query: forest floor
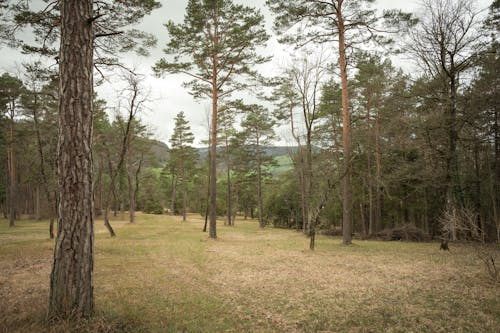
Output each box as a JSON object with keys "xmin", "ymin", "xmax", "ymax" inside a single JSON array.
[{"xmin": 0, "ymin": 213, "xmax": 498, "ymax": 333}]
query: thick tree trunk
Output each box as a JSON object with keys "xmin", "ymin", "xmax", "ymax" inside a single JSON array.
[
  {"xmin": 48, "ymin": 0, "xmax": 94, "ymax": 319},
  {"xmin": 337, "ymin": 8, "xmax": 352, "ymax": 245}
]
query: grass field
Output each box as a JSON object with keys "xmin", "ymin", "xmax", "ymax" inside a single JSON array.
[{"xmin": 0, "ymin": 213, "xmax": 498, "ymax": 332}]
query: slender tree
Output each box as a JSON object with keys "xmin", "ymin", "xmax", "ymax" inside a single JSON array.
[
  {"xmin": 154, "ymin": 0, "xmax": 269, "ymax": 238},
  {"xmin": 272, "ymin": 51, "xmax": 327, "ymax": 234},
  {"xmin": 240, "ymin": 105, "xmax": 276, "ymax": 228},
  {"xmin": 169, "ymin": 111, "xmax": 197, "ymax": 222},
  {"xmin": 218, "ymin": 103, "xmax": 237, "ymax": 226},
  {"xmin": 20, "ymin": 63, "xmax": 59, "ymax": 237}
]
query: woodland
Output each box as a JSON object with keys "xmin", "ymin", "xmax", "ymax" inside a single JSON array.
[{"xmin": 0, "ymin": 0, "xmax": 499, "ymax": 332}]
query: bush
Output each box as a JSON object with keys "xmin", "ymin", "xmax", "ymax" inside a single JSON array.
[{"xmin": 143, "ymin": 198, "xmax": 163, "ymax": 215}]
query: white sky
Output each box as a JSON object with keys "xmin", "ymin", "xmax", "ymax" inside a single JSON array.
[{"xmin": 0, "ymin": 0, "xmax": 493, "ymax": 147}]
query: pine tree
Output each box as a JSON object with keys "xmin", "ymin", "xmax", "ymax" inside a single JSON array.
[
  {"xmin": 154, "ymin": 0, "xmax": 269, "ymax": 238},
  {"xmin": 169, "ymin": 111, "xmax": 197, "ymax": 222}
]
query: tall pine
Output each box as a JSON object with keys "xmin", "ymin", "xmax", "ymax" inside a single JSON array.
[{"xmin": 154, "ymin": 0, "xmax": 269, "ymax": 238}]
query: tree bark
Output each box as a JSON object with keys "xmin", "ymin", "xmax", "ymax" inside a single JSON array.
[
  {"xmin": 48, "ymin": 0, "xmax": 94, "ymax": 318},
  {"xmin": 337, "ymin": 4, "xmax": 352, "ymax": 245}
]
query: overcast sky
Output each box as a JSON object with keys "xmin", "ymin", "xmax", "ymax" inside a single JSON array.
[{"xmin": 0, "ymin": 0, "xmax": 493, "ymax": 147}]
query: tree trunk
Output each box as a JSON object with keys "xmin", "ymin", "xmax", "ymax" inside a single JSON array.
[
  {"xmin": 375, "ymin": 108, "xmax": 382, "ymax": 233},
  {"xmin": 103, "ymin": 207, "xmax": 116, "ymax": 237},
  {"xmin": 49, "ymin": 192, "xmax": 57, "ymax": 239},
  {"xmin": 127, "ymin": 170, "xmax": 135, "ymax": 223},
  {"xmin": 232, "ymin": 187, "xmax": 238, "ymax": 227},
  {"xmin": 203, "ymin": 146, "xmax": 210, "ymax": 232},
  {"xmin": 494, "ymin": 102, "xmax": 499, "ymax": 241},
  {"xmin": 209, "ymin": 14, "xmax": 219, "ymax": 239},
  {"xmin": 33, "ymin": 103, "xmax": 56, "ymax": 232},
  {"xmin": 8, "ymin": 112, "xmax": 15, "ymax": 227},
  {"xmin": 226, "ymin": 139, "xmax": 232, "ymax": 226},
  {"xmin": 366, "ymin": 94, "xmax": 374, "ymax": 236},
  {"xmin": 48, "ymin": 0, "xmax": 94, "ymax": 318},
  {"xmin": 181, "ymin": 161, "xmax": 187, "ymax": 222},
  {"xmin": 170, "ymin": 174, "xmax": 176, "ymax": 215},
  {"xmin": 337, "ymin": 6, "xmax": 352, "ymax": 245},
  {"xmin": 447, "ymin": 74, "xmax": 462, "ymax": 205},
  {"xmin": 257, "ymin": 134, "xmax": 264, "ymax": 228},
  {"xmin": 35, "ymin": 185, "xmax": 40, "ymax": 220},
  {"xmin": 305, "ymin": 134, "xmax": 313, "ymax": 233},
  {"xmin": 299, "ymin": 152, "xmax": 308, "ymax": 234},
  {"xmin": 360, "ymin": 203, "xmax": 366, "ymax": 239}
]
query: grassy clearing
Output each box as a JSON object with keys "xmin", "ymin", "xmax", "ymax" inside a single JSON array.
[{"xmin": 0, "ymin": 213, "xmax": 498, "ymax": 332}]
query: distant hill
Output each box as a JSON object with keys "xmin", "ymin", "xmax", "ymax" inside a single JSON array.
[
  {"xmin": 147, "ymin": 142, "xmax": 297, "ymax": 174},
  {"xmin": 195, "ymin": 145, "xmax": 298, "ymax": 160},
  {"xmin": 148, "ymin": 140, "xmax": 169, "ymax": 166}
]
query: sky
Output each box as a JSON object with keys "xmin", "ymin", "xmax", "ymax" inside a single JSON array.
[{"xmin": 0, "ymin": 0, "xmax": 493, "ymax": 147}]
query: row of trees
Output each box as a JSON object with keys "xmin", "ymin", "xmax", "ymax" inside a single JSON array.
[
  {"xmin": 157, "ymin": 0, "xmax": 498, "ymax": 249},
  {"xmin": 0, "ymin": 69, "xmax": 158, "ymax": 233}
]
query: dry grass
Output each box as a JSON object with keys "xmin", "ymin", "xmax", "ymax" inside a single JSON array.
[{"xmin": 0, "ymin": 213, "xmax": 498, "ymax": 333}]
